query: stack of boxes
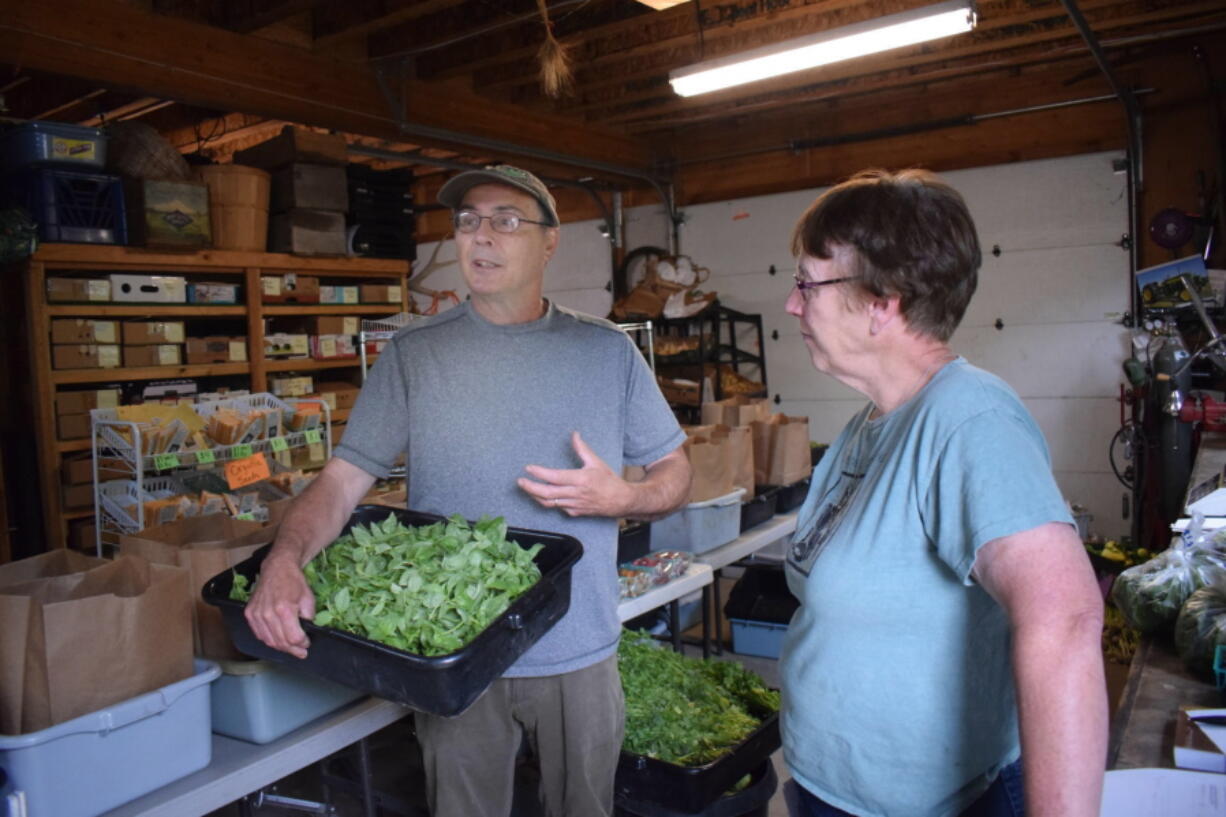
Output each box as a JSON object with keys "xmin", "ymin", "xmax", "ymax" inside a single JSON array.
[
  {"xmin": 346, "ymin": 164, "xmax": 416, "ymax": 261},
  {"xmin": 51, "ymin": 319, "xmax": 121, "ymax": 371},
  {"xmin": 123, "ymin": 321, "xmax": 185, "ymax": 368},
  {"xmin": 233, "ymin": 126, "xmax": 350, "ymax": 256}
]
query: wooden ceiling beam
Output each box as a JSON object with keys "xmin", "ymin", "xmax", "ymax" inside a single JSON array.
[
  {"xmin": 313, "ymin": 0, "xmax": 459, "ymax": 49},
  {"xmin": 0, "ymin": 0, "xmax": 656, "ymax": 176}
]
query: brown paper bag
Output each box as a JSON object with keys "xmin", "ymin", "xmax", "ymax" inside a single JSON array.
[
  {"xmin": 750, "ymin": 415, "xmax": 781, "ymax": 486},
  {"xmin": 0, "ymin": 556, "xmax": 192, "ymax": 734},
  {"xmin": 684, "ymin": 427, "xmax": 736, "ymax": 503},
  {"xmin": 119, "ymin": 515, "xmax": 278, "ymax": 659},
  {"xmin": 0, "ymin": 551, "xmax": 108, "ymax": 736},
  {"xmin": 720, "ymin": 425, "xmax": 755, "ymax": 500},
  {"xmin": 767, "ymin": 415, "xmax": 813, "ymax": 486},
  {"xmin": 700, "ymin": 395, "xmax": 771, "ymax": 428}
]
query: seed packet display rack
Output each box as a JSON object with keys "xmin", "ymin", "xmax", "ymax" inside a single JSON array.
[{"xmin": 90, "ymin": 392, "xmax": 332, "ymax": 555}]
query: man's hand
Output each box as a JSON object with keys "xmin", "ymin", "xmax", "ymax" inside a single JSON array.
[
  {"xmin": 518, "ymin": 431, "xmax": 632, "ymax": 517},
  {"xmin": 244, "ymin": 551, "xmax": 317, "ymax": 659}
]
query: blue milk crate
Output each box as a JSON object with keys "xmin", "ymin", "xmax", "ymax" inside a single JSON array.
[
  {"xmin": 0, "ymin": 122, "xmax": 106, "ymax": 174},
  {"xmin": 3, "ymin": 168, "xmax": 127, "ymax": 245}
]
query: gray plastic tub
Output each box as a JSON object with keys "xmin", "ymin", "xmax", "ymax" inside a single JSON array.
[
  {"xmin": 650, "ymin": 488, "xmax": 746, "ymax": 554},
  {"xmin": 0, "ymin": 659, "xmax": 219, "ymax": 817},
  {"xmin": 210, "ymin": 658, "xmax": 364, "ymax": 744}
]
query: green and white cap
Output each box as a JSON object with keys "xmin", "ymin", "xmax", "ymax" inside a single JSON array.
[{"xmin": 437, "ymin": 164, "xmax": 559, "ymax": 227}]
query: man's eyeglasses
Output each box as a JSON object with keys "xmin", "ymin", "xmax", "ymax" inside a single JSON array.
[
  {"xmin": 793, "ymin": 272, "xmax": 855, "ymax": 296},
  {"xmin": 453, "ymin": 210, "xmax": 551, "ymax": 234}
]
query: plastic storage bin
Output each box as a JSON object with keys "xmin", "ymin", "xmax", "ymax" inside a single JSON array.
[
  {"xmin": 204, "ymin": 505, "xmax": 583, "ymax": 717},
  {"xmin": 0, "ymin": 122, "xmax": 106, "ymax": 174},
  {"xmin": 617, "ymin": 520, "xmax": 651, "ymax": 564},
  {"xmin": 3, "ymin": 168, "xmax": 127, "ymax": 245},
  {"xmin": 762, "ymin": 477, "xmax": 810, "ymax": 513},
  {"xmin": 0, "ymin": 659, "xmax": 219, "ymax": 817},
  {"xmin": 724, "ymin": 564, "xmax": 800, "ymax": 660},
  {"xmin": 210, "ymin": 659, "xmax": 364, "ymax": 744},
  {"xmin": 615, "ymin": 712, "xmax": 780, "ymax": 814},
  {"xmin": 650, "ymin": 488, "xmax": 746, "ymax": 555},
  {"xmin": 739, "ymin": 487, "xmax": 779, "ymax": 532},
  {"xmin": 616, "ymin": 759, "xmax": 777, "ymax": 817}
]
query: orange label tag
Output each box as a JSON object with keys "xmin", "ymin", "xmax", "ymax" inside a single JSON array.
[{"xmin": 224, "ymin": 453, "xmax": 271, "ymax": 490}]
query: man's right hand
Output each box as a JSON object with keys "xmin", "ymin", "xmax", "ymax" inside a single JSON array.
[{"xmin": 244, "ymin": 551, "xmax": 317, "ymax": 659}]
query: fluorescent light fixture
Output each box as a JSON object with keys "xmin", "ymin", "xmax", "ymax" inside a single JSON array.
[{"xmin": 670, "ymin": 0, "xmax": 977, "ymax": 97}]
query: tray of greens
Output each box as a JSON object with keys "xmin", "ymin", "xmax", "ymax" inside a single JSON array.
[
  {"xmin": 615, "ymin": 630, "xmax": 781, "ymax": 814},
  {"xmin": 203, "ymin": 505, "xmax": 582, "ymax": 717}
]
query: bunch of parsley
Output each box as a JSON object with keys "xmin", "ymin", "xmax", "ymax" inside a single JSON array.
[
  {"xmin": 232, "ymin": 513, "xmax": 543, "ymax": 656},
  {"xmin": 619, "ymin": 630, "xmax": 780, "ymax": 766}
]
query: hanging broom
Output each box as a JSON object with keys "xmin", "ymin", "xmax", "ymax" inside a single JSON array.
[{"xmin": 536, "ymin": 0, "xmax": 573, "ymax": 98}]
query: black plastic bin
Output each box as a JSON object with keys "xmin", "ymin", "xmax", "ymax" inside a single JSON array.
[
  {"xmin": 202, "ymin": 505, "xmax": 583, "ymax": 717},
  {"xmin": 618, "ymin": 520, "xmax": 652, "ymax": 564},
  {"xmin": 738, "ymin": 488, "xmax": 779, "ymax": 533},
  {"xmin": 724, "ymin": 564, "xmax": 800, "ymax": 626},
  {"xmin": 615, "ymin": 759, "xmax": 777, "ymax": 816},
  {"xmin": 760, "ymin": 478, "xmax": 810, "ymax": 513},
  {"xmin": 615, "ymin": 712, "xmax": 780, "ymax": 814}
]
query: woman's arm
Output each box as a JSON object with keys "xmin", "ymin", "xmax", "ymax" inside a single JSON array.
[{"xmin": 973, "ymin": 521, "xmax": 1107, "ymax": 817}]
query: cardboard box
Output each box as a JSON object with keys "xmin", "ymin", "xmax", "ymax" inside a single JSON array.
[
  {"xmin": 125, "ymin": 179, "xmax": 212, "ymax": 249},
  {"xmin": 61, "ymin": 456, "xmax": 94, "ymax": 485},
  {"xmin": 51, "ymin": 319, "xmax": 118, "ymax": 344},
  {"xmin": 268, "ymin": 210, "xmax": 346, "ymax": 256},
  {"xmin": 360, "ymin": 284, "xmax": 402, "ymax": 304},
  {"xmin": 46, "ymin": 278, "xmax": 110, "ymax": 303},
  {"xmin": 316, "ymin": 381, "xmax": 359, "ymax": 411},
  {"xmin": 319, "ymin": 285, "xmax": 359, "ymax": 305},
  {"xmin": 109, "ymin": 274, "xmax": 187, "ymax": 303},
  {"xmin": 52, "ymin": 344, "xmax": 121, "ymax": 370},
  {"xmin": 261, "ymin": 275, "xmax": 321, "ymax": 304},
  {"xmin": 310, "ymin": 334, "xmax": 358, "ymax": 360},
  {"xmin": 271, "ymin": 375, "xmax": 314, "ymax": 397},
  {"xmin": 187, "ymin": 282, "xmax": 240, "ymax": 304},
  {"xmin": 56, "ymin": 388, "xmax": 120, "ymax": 416},
  {"xmin": 67, "ymin": 519, "xmax": 97, "ymax": 551},
  {"xmin": 270, "ymin": 164, "xmax": 348, "ymax": 213},
  {"xmin": 186, "ymin": 337, "xmax": 248, "ymax": 364},
  {"xmin": 123, "ymin": 344, "xmax": 183, "ymax": 367},
  {"xmin": 232, "ymin": 125, "xmax": 348, "ymax": 170},
  {"xmin": 62, "ymin": 483, "xmax": 94, "ymax": 509},
  {"xmin": 307, "ymin": 316, "xmax": 359, "ymax": 335},
  {"xmin": 264, "ymin": 333, "xmax": 309, "ymax": 357},
  {"xmin": 123, "ymin": 321, "xmax": 186, "ymax": 345}
]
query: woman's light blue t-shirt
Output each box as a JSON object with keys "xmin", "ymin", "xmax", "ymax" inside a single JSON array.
[{"xmin": 781, "ymin": 358, "xmax": 1073, "ymax": 817}]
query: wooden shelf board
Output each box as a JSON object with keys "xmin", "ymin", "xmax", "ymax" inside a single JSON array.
[
  {"xmin": 33, "ymin": 244, "xmax": 411, "ymax": 274},
  {"xmin": 62, "ymin": 507, "xmax": 95, "ymax": 520},
  {"xmin": 57, "ymin": 439, "xmax": 94, "ymax": 453},
  {"xmin": 264, "ymin": 358, "xmax": 374, "ymax": 372},
  {"xmin": 262, "ymin": 305, "xmax": 403, "ymax": 315},
  {"xmin": 52, "ymin": 362, "xmax": 250, "ymax": 384},
  {"xmin": 48, "ymin": 305, "xmax": 246, "ymax": 317}
]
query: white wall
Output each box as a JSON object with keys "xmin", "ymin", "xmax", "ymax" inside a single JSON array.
[{"xmin": 417, "ymin": 152, "xmax": 1132, "ymax": 538}]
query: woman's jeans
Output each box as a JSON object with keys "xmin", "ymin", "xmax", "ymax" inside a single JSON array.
[{"xmin": 794, "ymin": 758, "xmax": 1025, "ymax": 817}]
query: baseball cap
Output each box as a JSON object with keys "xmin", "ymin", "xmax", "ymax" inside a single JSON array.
[{"xmin": 437, "ymin": 164, "xmax": 559, "ymax": 227}]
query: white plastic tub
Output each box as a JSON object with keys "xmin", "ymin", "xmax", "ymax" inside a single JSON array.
[
  {"xmin": 0, "ymin": 659, "xmax": 219, "ymax": 817},
  {"xmin": 650, "ymin": 488, "xmax": 746, "ymax": 554},
  {"xmin": 210, "ymin": 659, "xmax": 364, "ymax": 744}
]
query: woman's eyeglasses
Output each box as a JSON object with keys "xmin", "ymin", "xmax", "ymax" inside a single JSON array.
[
  {"xmin": 453, "ymin": 210, "xmax": 551, "ymax": 234},
  {"xmin": 793, "ymin": 272, "xmax": 856, "ymax": 297}
]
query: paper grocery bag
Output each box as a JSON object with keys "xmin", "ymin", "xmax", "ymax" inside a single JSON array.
[
  {"xmin": 700, "ymin": 396, "xmax": 770, "ymax": 428},
  {"xmin": 120, "ymin": 515, "xmax": 278, "ymax": 659},
  {"xmin": 720, "ymin": 424, "xmax": 755, "ymax": 500},
  {"xmin": 767, "ymin": 415, "xmax": 813, "ymax": 486},
  {"xmin": 1, "ymin": 556, "xmax": 192, "ymax": 734},
  {"xmin": 684, "ymin": 428, "xmax": 736, "ymax": 503},
  {"xmin": 751, "ymin": 415, "xmax": 781, "ymax": 486},
  {"xmin": 0, "ymin": 551, "xmax": 108, "ymax": 734}
]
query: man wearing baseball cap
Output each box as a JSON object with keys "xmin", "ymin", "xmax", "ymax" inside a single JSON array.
[{"xmin": 246, "ymin": 164, "xmax": 691, "ymax": 817}]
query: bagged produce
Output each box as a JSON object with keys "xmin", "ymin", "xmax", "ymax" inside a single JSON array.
[
  {"xmin": 1175, "ymin": 583, "xmax": 1226, "ymax": 679},
  {"xmin": 1110, "ymin": 540, "xmax": 1226, "ymax": 633}
]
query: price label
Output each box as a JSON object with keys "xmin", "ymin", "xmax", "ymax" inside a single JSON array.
[
  {"xmin": 153, "ymin": 453, "xmax": 179, "ymax": 471},
  {"xmin": 223, "ymin": 453, "xmax": 271, "ymax": 490},
  {"xmin": 269, "ymin": 436, "xmax": 289, "ymax": 453},
  {"xmin": 234, "ymin": 512, "xmax": 256, "ymax": 521},
  {"xmin": 195, "ymin": 449, "xmax": 217, "ymax": 465},
  {"xmin": 304, "ymin": 429, "xmax": 322, "ymax": 445},
  {"xmin": 231, "ymin": 443, "xmax": 254, "ymax": 459}
]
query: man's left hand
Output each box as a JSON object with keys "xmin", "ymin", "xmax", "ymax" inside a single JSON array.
[{"xmin": 518, "ymin": 431, "xmax": 632, "ymax": 518}]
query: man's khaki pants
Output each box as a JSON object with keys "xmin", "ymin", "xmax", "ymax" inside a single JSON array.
[{"xmin": 414, "ymin": 655, "xmax": 624, "ymax": 817}]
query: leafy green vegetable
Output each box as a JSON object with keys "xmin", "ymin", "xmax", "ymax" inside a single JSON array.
[
  {"xmin": 230, "ymin": 513, "xmax": 543, "ymax": 656},
  {"xmin": 618, "ymin": 630, "xmax": 779, "ymax": 766},
  {"xmin": 1111, "ymin": 545, "xmax": 1226, "ymax": 633},
  {"xmin": 1175, "ymin": 583, "xmax": 1226, "ymax": 679}
]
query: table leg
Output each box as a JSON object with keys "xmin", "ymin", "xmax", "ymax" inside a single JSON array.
[
  {"xmin": 701, "ymin": 584, "xmax": 712, "ymax": 659},
  {"xmin": 669, "ymin": 599, "xmax": 681, "ymax": 652},
  {"xmin": 357, "ymin": 737, "xmax": 376, "ymax": 817},
  {"xmin": 712, "ymin": 567, "xmax": 724, "ymax": 656}
]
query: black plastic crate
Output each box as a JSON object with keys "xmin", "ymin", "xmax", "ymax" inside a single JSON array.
[
  {"xmin": 349, "ymin": 226, "xmax": 417, "ymax": 261},
  {"xmin": 618, "ymin": 520, "xmax": 651, "ymax": 564},
  {"xmin": 738, "ymin": 487, "xmax": 778, "ymax": 532},
  {"xmin": 723, "ymin": 564, "xmax": 799, "ymax": 625},
  {"xmin": 202, "ymin": 505, "xmax": 582, "ymax": 717},
  {"xmin": 615, "ymin": 712, "xmax": 780, "ymax": 814},
  {"xmin": 759, "ymin": 478, "xmax": 810, "ymax": 513},
  {"xmin": 2, "ymin": 168, "xmax": 127, "ymax": 244},
  {"xmin": 615, "ymin": 759, "xmax": 776, "ymax": 817}
]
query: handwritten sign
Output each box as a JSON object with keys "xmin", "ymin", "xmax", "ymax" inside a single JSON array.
[
  {"xmin": 153, "ymin": 453, "xmax": 179, "ymax": 471},
  {"xmin": 224, "ymin": 453, "xmax": 271, "ymax": 490},
  {"xmin": 269, "ymin": 436, "xmax": 289, "ymax": 453},
  {"xmin": 304, "ymin": 429, "xmax": 322, "ymax": 445},
  {"xmin": 195, "ymin": 449, "xmax": 216, "ymax": 465},
  {"xmin": 231, "ymin": 443, "xmax": 254, "ymax": 459}
]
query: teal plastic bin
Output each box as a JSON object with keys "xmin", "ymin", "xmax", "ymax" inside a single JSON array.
[
  {"xmin": 0, "ymin": 659, "xmax": 219, "ymax": 817},
  {"xmin": 210, "ymin": 659, "xmax": 364, "ymax": 744}
]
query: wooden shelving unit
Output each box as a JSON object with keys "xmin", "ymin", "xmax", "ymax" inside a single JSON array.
[{"xmin": 23, "ymin": 243, "xmax": 411, "ymax": 552}]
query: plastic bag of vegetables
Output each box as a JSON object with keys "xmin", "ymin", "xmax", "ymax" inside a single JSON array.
[
  {"xmin": 1110, "ymin": 539, "xmax": 1226, "ymax": 633},
  {"xmin": 1175, "ymin": 582, "xmax": 1226, "ymax": 679}
]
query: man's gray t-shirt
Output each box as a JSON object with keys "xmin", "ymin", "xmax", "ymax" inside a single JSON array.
[{"xmin": 334, "ymin": 300, "xmax": 685, "ymax": 676}]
